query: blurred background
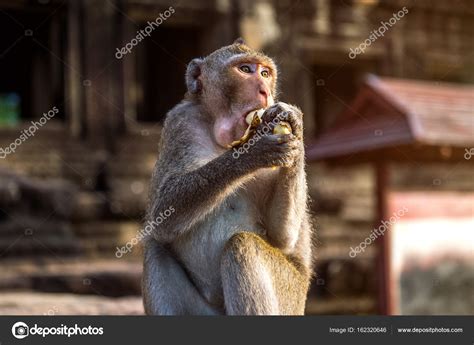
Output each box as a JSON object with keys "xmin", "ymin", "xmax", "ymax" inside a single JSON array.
[{"xmin": 0, "ymin": 0, "xmax": 472, "ymax": 315}]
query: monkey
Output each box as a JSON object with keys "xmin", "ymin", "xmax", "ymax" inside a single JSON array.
[{"xmin": 142, "ymin": 39, "xmax": 313, "ymax": 315}]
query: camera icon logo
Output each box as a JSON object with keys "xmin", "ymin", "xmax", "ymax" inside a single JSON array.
[{"xmin": 12, "ymin": 321, "xmax": 29, "ymax": 339}]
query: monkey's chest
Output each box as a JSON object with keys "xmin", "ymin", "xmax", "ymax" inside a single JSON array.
[{"xmin": 173, "ymin": 190, "xmax": 265, "ymax": 305}]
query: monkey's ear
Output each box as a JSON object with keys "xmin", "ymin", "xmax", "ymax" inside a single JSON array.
[
  {"xmin": 233, "ymin": 37, "xmax": 245, "ymax": 45},
  {"xmin": 186, "ymin": 58, "xmax": 203, "ymax": 94}
]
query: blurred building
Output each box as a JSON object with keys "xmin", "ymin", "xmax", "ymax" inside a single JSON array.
[{"xmin": 0, "ymin": 0, "xmax": 472, "ymax": 314}]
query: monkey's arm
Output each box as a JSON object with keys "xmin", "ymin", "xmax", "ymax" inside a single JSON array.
[
  {"xmin": 149, "ymin": 108, "xmax": 279, "ymax": 243},
  {"xmin": 149, "ymin": 149, "xmax": 253, "ymax": 243},
  {"xmin": 266, "ymin": 153, "xmax": 307, "ymax": 253},
  {"xmin": 263, "ymin": 103, "xmax": 308, "ymax": 252},
  {"xmin": 149, "ymin": 107, "xmax": 298, "ymax": 243}
]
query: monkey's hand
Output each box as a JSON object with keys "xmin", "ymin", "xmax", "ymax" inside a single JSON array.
[
  {"xmin": 261, "ymin": 102, "xmax": 304, "ymax": 139},
  {"xmin": 245, "ymin": 133, "xmax": 300, "ymax": 169},
  {"xmin": 237, "ymin": 120, "xmax": 302, "ymax": 169},
  {"xmin": 240, "ymin": 102, "xmax": 304, "ymax": 169}
]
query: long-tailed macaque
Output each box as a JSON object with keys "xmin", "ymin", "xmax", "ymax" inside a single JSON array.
[{"xmin": 142, "ymin": 39, "xmax": 313, "ymax": 315}]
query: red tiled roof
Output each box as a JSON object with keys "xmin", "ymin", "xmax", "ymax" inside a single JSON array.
[{"xmin": 307, "ymin": 75, "xmax": 474, "ymax": 162}]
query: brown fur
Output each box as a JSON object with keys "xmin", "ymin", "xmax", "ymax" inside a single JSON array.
[{"xmin": 142, "ymin": 40, "xmax": 313, "ymax": 315}]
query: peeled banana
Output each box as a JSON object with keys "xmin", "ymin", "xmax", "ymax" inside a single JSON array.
[
  {"xmin": 273, "ymin": 121, "xmax": 292, "ymax": 135},
  {"xmin": 227, "ymin": 108, "xmax": 292, "ymax": 148}
]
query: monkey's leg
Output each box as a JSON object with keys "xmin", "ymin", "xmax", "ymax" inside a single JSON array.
[
  {"xmin": 142, "ymin": 241, "xmax": 220, "ymax": 315},
  {"xmin": 220, "ymin": 232, "xmax": 309, "ymax": 315}
]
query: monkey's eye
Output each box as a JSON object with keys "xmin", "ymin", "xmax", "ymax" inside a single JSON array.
[
  {"xmin": 261, "ymin": 69, "xmax": 270, "ymax": 78},
  {"xmin": 239, "ymin": 64, "xmax": 254, "ymax": 74}
]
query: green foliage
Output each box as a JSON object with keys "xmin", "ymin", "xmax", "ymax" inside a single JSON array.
[{"xmin": 0, "ymin": 93, "xmax": 20, "ymax": 126}]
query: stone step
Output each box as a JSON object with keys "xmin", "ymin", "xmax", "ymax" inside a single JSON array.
[
  {"xmin": 0, "ymin": 216, "xmax": 80, "ymax": 258},
  {"xmin": 78, "ymin": 241, "xmax": 142, "ymax": 260},
  {"xmin": 0, "ymin": 216, "xmax": 75, "ymax": 235},
  {"xmin": 306, "ymin": 296, "xmax": 377, "ymax": 315},
  {"xmin": 107, "ymin": 189, "xmax": 147, "ymax": 219},
  {"xmin": 0, "ymin": 237, "xmax": 80, "ymax": 258},
  {"xmin": 0, "ymin": 170, "xmax": 77, "ymax": 218},
  {"xmin": 72, "ymin": 190, "xmax": 146, "ymax": 222},
  {"xmin": 0, "ymin": 259, "xmax": 142, "ymax": 297},
  {"xmin": 73, "ymin": 221, "xmax": 140, "ymax": 237},
  {"xmin": 312, "ymin": 257, "xmax": 376, "ymax": 297},
  {"xmin": 71, "ymin": 191, "xmax": 109, "ymax": 221},
  {"xmin": 393, "ymin": 163, "xmax": 474, "ymax": 191},
  {"xmin": 316, "ymin": 222, "xmax": 375, "ymax": 242},
  {"xmin": 0, "ymin": 292, "xmax": 143, "ymax": 315},
  {"xmin": 0, "ymin": 292, "xmax": 373, "ymax": 315},
  {"xmin": 75, "ymin": 222, "xmax": 143, "ymax": 259},
  {"xmin": 107, "ymin": 158, "xmax": 156, "ymax": 178},
  {"xmin": 315, "ymin": 242, "xmax": 377, "ymax": 261}
]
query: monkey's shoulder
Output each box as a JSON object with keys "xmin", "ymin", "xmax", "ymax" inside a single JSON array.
[
  {"xmin": 158, "ymin": 101, "xmax": 215, "ymax": 156},
  {"xmin": 162, "ymin": 100, "xmax": 204, "ymax": 130}
]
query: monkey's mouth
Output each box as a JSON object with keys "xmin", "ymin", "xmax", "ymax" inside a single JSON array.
[
  {"xmin": 244, "ymin": 108, "xmax": 265, "ymax": 125},
  {"xmin": 228, "ymin": 109, "xmax": 265, "ymax": 149},
  {"xmin": 237, "ymin": 108, "xmax": 265, "ymax": 130}
]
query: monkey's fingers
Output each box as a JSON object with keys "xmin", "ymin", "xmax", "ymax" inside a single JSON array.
[
  {"xmin": 281, "ymin": 111, "xmax": 303, "ymax": 139},
  {"xmin": 272, "ymin": 133, "xmax": 297, "ymax": 144},
  {"xmin": 261, "ymin": 105, "xmax": 282, "ymax": 124},
  {"xmin": 265, "ymin": 135, "xmax": 298, "ymax": 152}
]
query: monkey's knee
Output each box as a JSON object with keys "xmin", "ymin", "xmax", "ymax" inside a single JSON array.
[
  {"xmin": 223, "ymin": 232, "xmax": 287, "ymax": 267},
  {"xmin": 221, "ymin": 232, "xmax": 280, "ymax": 315},
  {"xmin": 221, "ymin": 233, "xmax": 257, "ymax": 280},
  {"xmin": 221, "ymin": 232, "xmax": 308, "ymax": 315},
  {"xmin": 222, "ymin": 232, "xmax": 273, "ymax": 270}
]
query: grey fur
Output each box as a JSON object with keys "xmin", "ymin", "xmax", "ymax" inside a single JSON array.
[{"xmin": 142, "ymin": 43, "xmax": 312, "ymax": 315}]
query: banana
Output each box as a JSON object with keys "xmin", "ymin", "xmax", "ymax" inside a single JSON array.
[
  {"xmin": 273, "ymin": 121, "xmax": 292, "ymax": 135},
  {"xmin": 228, "ymin": 109, "xmax": 264, "ymax": 148},
  {"xmin": 228, "ymin": 108, "xmax": 292, "ymax": 149},
  {"xmin": 245, "ymin": 108, "xmax": 265, "ymax": 125}
]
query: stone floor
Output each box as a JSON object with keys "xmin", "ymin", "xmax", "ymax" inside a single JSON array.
[
  {"xmin": 0, "ymin": 292, "xmax": 144, "ymax": 315},
  {"xmin": 0, "ymin": 258, "xmax": 144, "ymax": 315}
]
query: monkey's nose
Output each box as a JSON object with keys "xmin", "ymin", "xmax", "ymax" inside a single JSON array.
[{"xmin": 259, "ymin": 89, "xmax": 269, "ymax": 106}]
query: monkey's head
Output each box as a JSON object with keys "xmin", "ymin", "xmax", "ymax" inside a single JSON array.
[{"xmin": 185, "ymin": 39, "xmax": 278, "ymax": 148}]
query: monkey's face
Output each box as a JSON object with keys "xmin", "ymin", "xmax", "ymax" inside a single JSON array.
[
  {"xmin": 205, "ymin": 55, "xmax": 276, "ymax": 148},
  {"xmin": 186, "ymin": 42, "xmax": 277, "ymax": 148}
]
